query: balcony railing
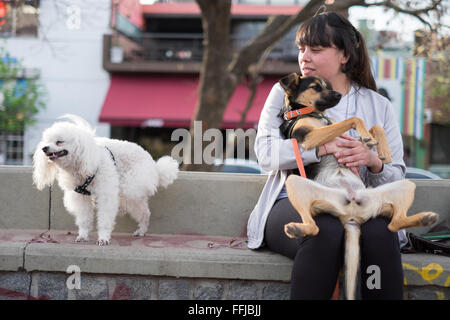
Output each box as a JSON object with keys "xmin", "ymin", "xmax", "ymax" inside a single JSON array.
[{"xmin": 103, "ymin": 33, "xmax": 299, "ymax": 75}]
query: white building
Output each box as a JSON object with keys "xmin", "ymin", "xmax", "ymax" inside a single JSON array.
[{"xmin": 2, "ymin": 0, "xmax": 111, "ymax": 165}]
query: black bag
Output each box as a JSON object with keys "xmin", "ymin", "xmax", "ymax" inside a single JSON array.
[{"xmin": 401, "ymin": 218, "xmax": 450, "ymax": 257}]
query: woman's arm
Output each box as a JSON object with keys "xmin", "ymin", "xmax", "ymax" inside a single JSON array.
[
  {"xmin": 363, "ymin": 99, "xmax": 406, "ymax": 185},
  {"xmin": 332, "ymin": 97, "xmax": 406, "ymax": 186},
  {"xmin": 255, "ymin": 83, "xmax": 320, "ymax": 172}
]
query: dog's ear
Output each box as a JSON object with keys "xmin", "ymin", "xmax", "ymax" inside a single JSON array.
[
  {"xmin": 32, "ymin": 142, "xmax": 57, "ymax": 190},
  {"xmin": 323, "ymin": 78, "xmax": 334, "ymax": 90},
  {"xmin": 279, "ymin": 73, "xmax": 301, "ymax": 96}
]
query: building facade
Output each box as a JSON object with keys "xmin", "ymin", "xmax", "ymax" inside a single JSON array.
[{"xmin": 1, "ymin": 0, "xmax": 112, "ymax": 165}]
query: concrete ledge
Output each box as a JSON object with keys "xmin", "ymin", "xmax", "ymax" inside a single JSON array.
[
  {"xmin": 401, "ymin": 253, "xmax": 450, "ymax": 288},
  {"xmin": 25, "ymin": 242, "xmax": 291, "ymax": 281},
  {"xmin": 1, "ymin": 229, "xmax": 449, "ymax": 290},
  {"xmin": 1, "ymin": 229, "xmax": 292, "ymax": 281},
  {"xmin": 0, "ymin": 166, "xmax": 50, "ymax": 230},
  {"xmin": 0, "ymin": 241, "xmax": 25, "ymax": 271},
  {"xmin": 19, "ymin": 242, "xmax": 450, "ymax": 287},
  {"xmin": 0, "ymin": 166, "xmax": 449, "ymax": 299},
  {"xmin": 16, "ymin": 167, "xmax": 267, "ymax": 237},
  {"xmin": 2, "ymin": 166, "xmax": 449, "ymax": 236}
]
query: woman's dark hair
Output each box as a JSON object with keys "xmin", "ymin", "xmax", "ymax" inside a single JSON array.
[{"xmin": 296, "ymin": 12, "xmax": 377, "ymax": 91}]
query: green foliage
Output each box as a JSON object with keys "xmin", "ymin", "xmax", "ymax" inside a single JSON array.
[
  {"xmin": 0, "ymin": 47, "xmax": 46, "ymax": 131},
  {"xmin": 430, "ymin": 75, "xmax": 449, "ymax": 106}
]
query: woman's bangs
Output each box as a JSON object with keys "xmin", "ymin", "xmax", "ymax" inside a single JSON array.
[{"xmin": 296, "ymin": 20, "xmax": 333, "ymax": 48}]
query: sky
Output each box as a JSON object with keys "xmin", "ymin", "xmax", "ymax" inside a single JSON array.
[{"xmin": 348, "ymin": 5, "xmax": 447, "ymax": 42}]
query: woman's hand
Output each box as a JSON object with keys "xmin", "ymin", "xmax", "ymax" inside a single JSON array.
[
  {"xmin": 333, "ymin": 135, "xmax": 383, "ymax": 173},
  {"xmin": 317, "ymin": 136, "xmax": 361, "ymax": 177},
  {"xmin": 317, "ymin": 136, "xmax": 355, "ymax": 156}
]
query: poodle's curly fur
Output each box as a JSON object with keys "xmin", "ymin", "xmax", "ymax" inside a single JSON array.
[{"xmin": 33, "ymin": 114, "xmax": 179, "ymax": 245}]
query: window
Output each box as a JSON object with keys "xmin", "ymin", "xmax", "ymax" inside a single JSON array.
[
  {"xmin": 0, "ymin": 130, "xmax": 23, "ymax": 165},
  {"xmin": 430, "ymin": 123, "xmax": 450, "ymax": 165},
  {"xmin": 0, "ymin": 0, "xmax": 40, "ymax": 37}
]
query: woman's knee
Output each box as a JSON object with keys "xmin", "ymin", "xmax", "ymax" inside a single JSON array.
[
  {"xmin": 360, "ymin": 216, "xmax": 399, "ymax": 246},
  {"xmin": 306, "ymin": 214, "xmax": 345, "ymax": 248}
]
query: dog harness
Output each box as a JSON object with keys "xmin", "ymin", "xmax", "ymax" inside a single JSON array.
[
  {"xmin": 74, "ymin": 147, "xmax": 117, "ymax": 196},
  {"xmin": 74, "ymin": 175, "xmax": 95, "ymax": 196},
  {"xmin": 282, "ymin": 106, "xmax": 331, "ymax": 179}
]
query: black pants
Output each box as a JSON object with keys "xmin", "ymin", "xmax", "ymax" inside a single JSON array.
[{"xmin": 264, "ymin": 197, "xmax": 404, "ymax": 300}]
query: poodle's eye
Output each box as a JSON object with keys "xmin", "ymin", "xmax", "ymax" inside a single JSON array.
[{"xmin": 56, "ymin": 140, "xmax": 64, "ymax": 146}]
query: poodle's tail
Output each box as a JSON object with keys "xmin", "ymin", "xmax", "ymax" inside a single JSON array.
[
  {"xmin": 155, "ymin": 156, "xmax": 179, "ymax": 189},
  {"xmin": 59, "ymin": 114, "xmax": 96, "ymax": 136}
]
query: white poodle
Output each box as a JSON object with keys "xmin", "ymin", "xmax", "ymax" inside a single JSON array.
[{"xmin": 32, "ymin": 114, "xmax": 179, "ymax": 245}]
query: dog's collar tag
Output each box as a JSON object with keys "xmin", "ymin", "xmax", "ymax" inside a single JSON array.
[{"xmin": 283, "ymin": 106, "xmax": 315, "ymax": 120}]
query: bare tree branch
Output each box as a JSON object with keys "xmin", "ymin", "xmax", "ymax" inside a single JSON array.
[
  {"xmin": 238, "ymin": 43, "xmax": 275, "ymax": 129},
  {"xmin": 359, "ymin": 0, "xmax": 444, "ymax": 31},
  {"xmin": 228, "ymin": 0, "xmax": 444, "ymax": 82},
  {"xmin": 228, "ymin": 0, "xmax": 368, "ymax": 82},
  {"xmin": 367, "ymin": 0, "xmax": 442, "ymax": 16}
]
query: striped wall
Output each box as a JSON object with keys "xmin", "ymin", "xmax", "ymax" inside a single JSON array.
[{"xmin": 371, "ymin": 56, "xmax": 426, "ymax": 140}]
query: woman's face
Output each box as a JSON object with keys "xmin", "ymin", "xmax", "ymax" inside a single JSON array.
[{"xmin": 298, "ymin": 44, "xmax": 349, "ymax": 86}]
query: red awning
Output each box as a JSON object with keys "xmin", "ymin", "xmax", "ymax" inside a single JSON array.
[
  {"xmin": 142, "ymin": 3, "xmax": 303, "ymax": 16},
  {"xmin": 99, "ymin": 75, "xmax": 279, "ymax": 129}
]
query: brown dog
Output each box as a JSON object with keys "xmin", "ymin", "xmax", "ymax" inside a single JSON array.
[{"xmin": 279, "ymin": 73, "xmax": 439, "ymax": 299}]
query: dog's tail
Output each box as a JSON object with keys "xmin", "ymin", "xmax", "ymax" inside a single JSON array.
[
  {"xmin": 344, "ymin": 222, "xmax": 361, "ymax": 300},
  {"xmin": 155, "ymin": 156, "xmax": 179, "ymax": 189}
]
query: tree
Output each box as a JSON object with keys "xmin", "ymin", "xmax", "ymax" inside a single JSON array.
[
  {"xmin": 0, "ymin": 47, "xmax": 46, "ymax": 131},
  {"xmin": 0, "ymin": 46, "xmax": 46, "ymax": 164},
  {"xmin": 186, "ymin": 0, "xmax": 445, "ymax": 171},
  {"xmin": 414, "ymin": 29, "xmax": 450, "ymax": 124}
]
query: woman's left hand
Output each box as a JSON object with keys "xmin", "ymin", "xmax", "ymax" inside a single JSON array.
[{"xmin": 334, "ymin": 135, "xmax": 383, "ymax": 173}]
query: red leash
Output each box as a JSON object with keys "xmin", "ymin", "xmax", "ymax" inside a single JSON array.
[
  {"xmin": 283, "ymin": 106, "xmax": 314, "ymax": 179},
  {"xmin": 288, "ymin": 114, "xmax": 340, "ymax": 299},
  {"xmin": 291, "ymin": 138, "xmax": 307, "ymax": 178}
]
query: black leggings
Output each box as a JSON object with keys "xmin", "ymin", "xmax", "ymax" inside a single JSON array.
[{"xmin": 264, "ymin": 197, "xmax": 404, "ymax": 300}]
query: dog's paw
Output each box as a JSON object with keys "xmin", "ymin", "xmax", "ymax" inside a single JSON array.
[
  {"xmin": 75, "ymin": 235, "xmax": 90, "ymax": 242},
  {"xmin": 96, "ymin": 239, "xmax": 110, "ymax": 246},
  {"xmin": 285, "ymin": 222, "xmax": 319, "ymax": 238},
  {"xmin": 284, "ymin": 223, "xmax": 302, "ymax": 238},
  {"xmin": 133, "ymin": 230, "xmax": 146, "ymax": 237},
  {"xmin": 420, "ymin": 212, "xmax": 439, "ymax": 226},
  {"xmin": 359, "ymin": 136, "xmax": 378, "ymax": 150}
]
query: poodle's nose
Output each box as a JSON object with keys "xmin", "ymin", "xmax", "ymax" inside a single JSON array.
[{"xmin": 42, "ymin": 146, "xmax": 49, "ymax": 154}]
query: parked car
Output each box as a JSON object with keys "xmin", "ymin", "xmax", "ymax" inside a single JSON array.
[
  {"xmin": 213, "ymin": 158, "xmax": 267, "ymax": 174},
  {"xmin": 214, "ymin": 159, "xmax": 442, "ymax": 180},
  {"xmin": 405, "ymin": 167, "xmax": 442, "ymax": 180}
]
